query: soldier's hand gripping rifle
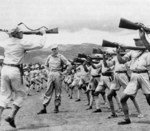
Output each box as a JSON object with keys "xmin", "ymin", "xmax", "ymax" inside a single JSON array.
[
  {"xmin": 102, "ymin": 40, "xmax": 146, "ymax": 51},
  {"xmin": 119, "ymin": 18, "xmax": 150, "ymax": 33}
]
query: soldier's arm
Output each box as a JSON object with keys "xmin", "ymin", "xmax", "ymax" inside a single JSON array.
[
  {"xmin": 116, "ymin": 47, "xmax": 130, "ymax": 64},
  {"xmin": 61, "ymin": 55, "xmax": 72, "ymax": 75}
]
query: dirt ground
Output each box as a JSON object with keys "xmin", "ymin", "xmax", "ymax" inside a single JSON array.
[{"xmin": 1, "ymin": 86, "xmax": 150, "ymax": 131}]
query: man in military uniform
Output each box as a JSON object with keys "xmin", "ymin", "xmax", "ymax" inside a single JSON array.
[
  {"xmin": 106, "ymin": 51, "xmax": 143, "ymax": 119},
  {"xmin": 117, "ymin": 29, "xmax": 150, "ymax": 125},
  {"xmin": 37, "ymin": 45, "xmax": 71, "ymax": 114},
  {"xmin": 0, "ymin": 26, "xmax": 46, "ymax": 128}
]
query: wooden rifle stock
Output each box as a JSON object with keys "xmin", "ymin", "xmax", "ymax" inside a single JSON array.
[{"xmin": 119, "ymin": 18, "xmax": 150, "ymax": 33}]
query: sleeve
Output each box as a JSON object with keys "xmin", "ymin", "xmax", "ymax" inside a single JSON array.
[
  {"xmin": 21, "ymin": 35, "xmax": 46, "ymax": 51},
  {"xmin": 146, "ymin": 52, "xmax": 150, "ymax": 66},
  {"xmin": 107, "ymin": 57, "xmax": 115, "ymax": 67},
  {"xmin": 94, "ymin": 61, "xmax": 102, "ymax": 68},
  {"xmin": 122, "ymin": 51, "xmax": 132, "ymax": 61},
  {"xmin": 45, "ymin": 55, "xmax": 51, "ymax": 67}
]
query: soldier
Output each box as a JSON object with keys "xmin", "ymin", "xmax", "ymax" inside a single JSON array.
[
  {"xmin": 107, "ymin": 51, "xmax": 143, "ymax": 119},
  {"xmin": 0, "ymin": 26, "xmax": 46, "ymax": 128},
  {"xmin": 117, "ymin": 29, "xmax": 150, "ymax": 125},
  {"xmin": 37, "ymin": 45, "xmax": 71, "ymax": 114},
  {"xmin": 85, "ymin": 62, "xmax": 101, "ymax": 110},
  {"xmin": 75, "ymin": 62, "xmax": 90, "ymax": 103},
  {"xmin": 90, "ymin": 53, "xmax": 112, "ymax": 113}
]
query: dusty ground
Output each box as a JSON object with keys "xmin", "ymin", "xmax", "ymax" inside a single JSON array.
[{"xmin": 0, "ymin": 87, "xmax": 150, "ymax": 131}]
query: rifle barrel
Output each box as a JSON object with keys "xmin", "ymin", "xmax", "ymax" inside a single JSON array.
[{"xmin": 123, "ymin": 46, "xmax": 146, "ymax": 50}]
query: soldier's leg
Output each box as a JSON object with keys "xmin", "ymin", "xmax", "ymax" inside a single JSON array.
[
  {"xmin": 76, "ymin": 79, "xmax": 83, "ymax": 102},
  {"xmin": 145, "ymin": 94, "xmax": 150, "ymax": 105},
  {"xmin": 37, "ymin": 77, "xmax": 54, "ymax": 114},
  {"xmin": 93, "ymin": 85, "xmax": 104, "ymax": 113},
  {"xmin": 114, "ymin": 94, "xmax": 122, "ymax": 111},
  {"xmin": 6, "ymin": 72, "xmax": 26, "ymax": 128},
  {"xmin": 107, "ymin": 89, "xmax": 118, "ymax": 118},
  {"xmin": 130, "ymin": 96, "xmax": 143, "ymax": 117},
  {"xmin": 54, "ymin": 73, "xmax": 62, "ymax": 113},
  {"xmin": 69, "ymin": 85, "xmax": 74, "ymax": 99},
  {"xmin": 118, "ymin": 93, "xmax": 130, "ymax": 124},
  {"xmin": 100, "ymin": 92, "xmax": 107, "ymax": 104}
]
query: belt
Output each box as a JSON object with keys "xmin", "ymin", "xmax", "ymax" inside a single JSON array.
[
  {"xmin": 3, "ymin": 63, "xmax": 20, "ymax": 68},
  {"xmin": 102, "ymin": 72, "xmax": 112, "ymax": 76},
  {"xmin": 92, "ymin": 75, "xmax": 100, "ymax": 78},
  {"xmin": 3, "ymin": 63, "xmax": 24, "ymax": 84},
  {"xmin": 132, "ymin": 70, "xmax": 148, "ymax": 73},
  {"xmin": 115, "ymin": 71, "xmax": 127, "ymax": 73}
]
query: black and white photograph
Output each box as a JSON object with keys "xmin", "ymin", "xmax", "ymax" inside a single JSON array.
[{"xmin": 0, "ymin": 0, "xmax": 150, "ymax": 130}]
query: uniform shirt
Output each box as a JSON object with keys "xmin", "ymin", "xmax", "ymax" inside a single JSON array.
[
  {"xmin": 95, "ymin": 61, "xmax": 111, "ymax": 73},
  {"xmin": 1, "ymin": 35, "xmax": 46, "ymax": 64},
  {"xmin": 123, "ymin": 50, "xmax": 150, "ymax": 71},
  {"xmin": 88, "ymin": 65, "xmax": 101, "ymax": 76},
  {"xmin": 45, "ymin": 53, "xmax": 70, "ymax": 72},
  {"xmin": 107, "ymin": 56, "xmax": 127, "ymax": 72},
  {"xmin": 76, "ymin": 65, "xmax": 89, "ymax": 77}
]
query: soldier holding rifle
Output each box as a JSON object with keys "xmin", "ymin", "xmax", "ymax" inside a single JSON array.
[
  {"xmin": 0, "ymin": 26, "xmax": 46, "ymax": 128},
  {"xmin": 116, "ymin": 29, "xmax": 150, "ymax": 125},
  {"xmin": 90, "ymin": 52, "xmax": 113, "ymax": 113},
  {"xmin": 106, "ymin": 49, "xmax": 143, "ymax": 119}
]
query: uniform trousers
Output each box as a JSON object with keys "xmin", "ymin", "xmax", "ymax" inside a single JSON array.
[
  {"xmin": 43, "ymin": 71, "xmax": 62, "ymax": 107},
  {"xmin": 0, "ymin": 66, "xmax": 26, "ymax": 108}
]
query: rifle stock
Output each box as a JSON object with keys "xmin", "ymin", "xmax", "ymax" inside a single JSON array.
[
  {"xmin": 119, "ymin": 18, "xmax": 150, "ymax": 33},
  {"xmin": 73, "ymin": 57, "xmax": 85, "ymax": 64},
  {"xmin": 78, "ymin": 53, "xmax": 88, "ymax": 59}
]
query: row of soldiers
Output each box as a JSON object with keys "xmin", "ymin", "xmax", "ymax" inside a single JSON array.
[
  {"xmin": 23, "ymin": 63, "xmax": 48, "ymax": 94},
  {"xmin": 63, "ymin": 26, "xmax": 150, "ymax": 125}
]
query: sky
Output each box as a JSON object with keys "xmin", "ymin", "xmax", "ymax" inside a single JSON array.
[{"xmin": 0, "ymin": 0, "xmax": 150, "ymax": 47}]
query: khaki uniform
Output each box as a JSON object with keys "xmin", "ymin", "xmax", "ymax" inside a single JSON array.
[
  {"xmin": 123, "ymin": 50, "xmax": 150, "ymax": 96},
  {"xmin": 0, "ymin": 35, "xmax": 46, "ymax": 108},
  {"xmin": 108, "ymin": 56, "xmax": 129, "ymax": 90},
  {"xmin": 43, "ymin": 54, "xmax": 70, "ymax": 107},
  {"xmin": 86, "ymin": 66, "xmax": 100, "ymax": 91},
  {"xmin": 95, "ymin": 61, "xmax": 112, "ymax": 92}
]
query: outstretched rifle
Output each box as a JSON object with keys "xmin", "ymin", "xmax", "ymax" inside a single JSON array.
[
  {"xmin": 102, "ymin": 40, "xmax": 146, "ymax": 50},
  {"xmin": 0, "ymin": 27, "xmax": 58, "ymax": 35},
  {"xmin": 78, "ymin": 53, "xmax": 103, "ymax": 61}
]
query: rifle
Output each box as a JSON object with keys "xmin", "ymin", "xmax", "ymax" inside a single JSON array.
[
  {"xmin": 0, "ymin": 28, "xmax": 58, "ymax": 35},
  {"xmin": 73, "ymin": 57, "xmax": 85, "ymax": 64},
  {"xmin": 77, "ymin": 53, "xmax": 103, "ymax": 61},
  {"xmin": 119, "ymin": 18, "xmax": 150, "ymax": 33},
  {"xmin": 102, "ymin": 40, "xmax": 146, "ymax": 50}
]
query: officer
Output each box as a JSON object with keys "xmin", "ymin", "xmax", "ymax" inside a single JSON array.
[{"xmin": 37, "ymin": 45, "xmax": 71, "ymax": 114}]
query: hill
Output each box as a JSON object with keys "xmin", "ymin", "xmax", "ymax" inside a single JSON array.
[
  {"xmin": 24, "ymin": 43, "xmax": 102, "ymax": 64},
  {"xmin": 0, "ymin": 43, "xmax": 102, "ymax": 64}
]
